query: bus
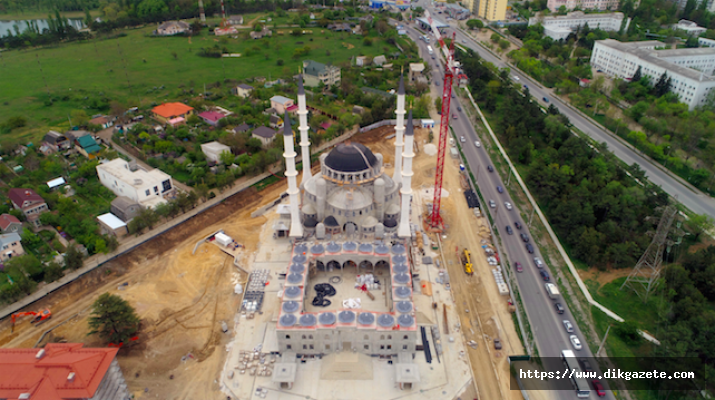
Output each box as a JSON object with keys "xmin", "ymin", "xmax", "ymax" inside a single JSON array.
[
  {"xmin": 427, "ymin": 45, "xmax": 434, "ymax": 55},
  {"xmin": 561, "ymin": 350, "xmax": 590, "ymax": 398}
]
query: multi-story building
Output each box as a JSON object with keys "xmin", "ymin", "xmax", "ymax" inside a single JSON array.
[
  {"xmin": 591, "ymin": 39, "xmax": 715, "ymax": 109},
  {"xmin": 302, "ymin": 60, "xmax": 341, "ymax": 87},
  {"xmin": 96, "ymin": 158, "xmax": 175, "ymax": 208},
  {"xmin": 8, "ymin": 188, "xmax": 48, "ymax": 228},
  {"xmin": 673, "ymin": 0, "xmax": 715, "ymax": 11},
  {"xmin": 0, "ymin": 213, "xmax": 22, "ymax": 234},
  {"xmin": 151, "ymin": 102, "xmax": 194, "ymax": 125},
  {"xmin": 530, "ymin": 11, "xmax": 630, "ymax": 40},
  {"xmin": 0, "ymin": 232, "xmax": 24, "ymax": 262},
  {"xmin": 546, "ymin": 0, "xmax": 618, "ymax": 12},
  {"xmin": 464, "ymin": 0, "xmax": 507, "ymax": 21}
]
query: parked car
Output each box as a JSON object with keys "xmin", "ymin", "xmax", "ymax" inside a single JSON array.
[
  {"xmin": 489, "ymin": 200, "xmax": 496, "ymax": 208},
  {"xmin": 452, "ymin": 93, "xmax": 456, "ymax": 99},
  {"xmin": 496, "ymin": 185, "xmax": 504, "ymax": 193},
  {"xmin": 533, "ymin": 257, "xmax": 544, "ymax": 268},
  {"xmin": 570, "ymin": 335, "xmax": 582, "ymax": 350},
  {"xmin": 460, "ymin": 136, "xmax": 466, "ymax": 143},
  {"xmin": 436, "ymin": 81, "xmax": 440, "ymax": 87},
  {"xmin": 540, "ymin": 270, "xmax": 550, "ymax": 281},
  {"xmin": 520, "ymin": 233, "xmax": 529, "ymax": 242},
  {"xmin": 514, "ymin": 262, "xmax": 523, "ymax": 272},
  {"xmin": 563, "ymin": 320, "xmax": 574, "ymax": 333},
  {"xmin": 526, "ymin": 243, "xmax": 534, "ymax": 253},
  {"xmin": 514, "ymin": 221, "xmax": 522, "ymax": 230},
  {"xmin": 504, "ymin": 202, "xmax": 513, "ymax": 210},
  {"xmin": 506, "ymin": 225, "xmax": 513, "ymax": 235},
  {"xmin": 487, "ymin": 165, "xmax": 494, "ymax": 172},
  {"xmin": 474, "ymin": 140, "xmax": 481, "ymax": 147},
  {"xmin": 493, "ymin": 338, "xmax": 502, "ymax": 350},
  {"xmin": 592, "ymin": 380, "xmax": 606, "ymax": 397},
  {"xmin": 555, "ymin": 303, "xmax": 565, "ymax": 314},
  {"xmin": 543, "ymin": 97, "xmax": 549, "ymax": 103},
  {"xmin": 458, "ymin": 106, "xmax": 462, "ymax": 112},
  {"xmin": 452, "ymin": 113, "xmax": 457, "ymax": 119}
]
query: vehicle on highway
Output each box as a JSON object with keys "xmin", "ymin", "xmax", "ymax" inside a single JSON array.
[
  {"xmin": 592, "ymin": 380, "xmax": 606, "ymax": 397},
  {"xmin": 540, "ymin": 270, "xmax": 550, "ymax": 281},
  {"xmin": 431, "ymin": 55, "xmax": 435, "ymax": 59},
  {"xmin": 526, "ymin": 243, "xmax": 534, "ymax": 253},
  {"xmin": 452, "ymin": 113, "xmax": 457, "ymax": 119},
  {"xmin": 449, "ymin": 138, "xmax": 455, "ymax": 146},
  {"xmin": 487, "ymin": 165, "xmax": 494, "ymax": 172},
  {"xmin": 520, "ymin": 233, "xmax": 529, "ymax": 242},
  {"xmin": 506, "ymin": 225, "xmax": 513, "ymax": 235},
  {"xmin": 580, "ymin": 359, "xmax": 593, "ymax": 372},
  {"xmin": 523, "ymin": 84, "xmax": 528, "ymax": 89},
  {"xmin": 570, "ymin": 335, "xmax": 582, "ymax": 350},
  {"xmin": 460, "ymin": 136, "xmax": 465, "ymax": 143},
  {"xmin": 504, "ymin": 201, "xmax": 513, "ymax": 210},
  {"xmin": 458, "ymin": 106, "xmax": 462, "ymax": 112},
  {"xmin": 512, "ymin": 75, "xmax": 520, "ymax": 81},
  {"xmin": 514, "ymin": 262, "xmax": 523, "ymax": 272},
  {"xmin": 496, "ymin": 185, "xmax": 504, "ymax": 193},
  {"xmin": 514, "ymin": 221, "xmax": 522, "ymax": 229},
  {"xmin": 489, "ymin": 200, "xmax": 496, "ymax": 208},
  {"xmin": 563, "ymin": 351, "xmax": 591, "ymax": 398},
  {"xmin": 436, "ymin": 81, "xmax": 440, "ymax": 86},
  {"xmin": 545, "ymin": 283, "xmax": 560, "ymax": 299},
  {"xmin": 474, "ymin": 140, "xmax": 481, "ymax": 147},
  {"xmin": 543, "ymin": 96, "xmax": 549, "ymax": 103},
  {"xmin": 461, "ymin": 39, "xmax": 466, "ymax": 43},
  {"xmin": 533, "ymin": 257, "xmax": 544, "ymax": 268},
  {"xmin": 493, "ymin": 338, "xmax": 502, "ymax": 350},
  {"xmin": 563, "ymin": 320, "xmax": 574, "ymax": 333},
  {"xmin": 555, "ymin": 303, "xmax": 565, "ymax": 314}
]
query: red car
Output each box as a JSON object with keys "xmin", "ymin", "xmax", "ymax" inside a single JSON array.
[
  {"xmin": 452, "ymin": 113, "xmax": 458, "ymax": 119},
  {"xmin": 514, "ymin": 262, "xmax": 523, "ymax": 273},
  {"xmin": 592, "ymin": 380, "xmax": 606, "ymax": 397}
]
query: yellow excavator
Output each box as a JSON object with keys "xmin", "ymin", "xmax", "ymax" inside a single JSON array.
[{"xmin": 461, "ymin": 249, "xmax": 473, "ymax": 276}]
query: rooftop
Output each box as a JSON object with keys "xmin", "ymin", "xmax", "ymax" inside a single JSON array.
[
  {"xmin": 97, "ymin": 213, "xmax": 127, "ymax": 230},
  {"xmin": 8, "ymin": 188, "xmax": 44, "ymax": 208},
  {"xmin": 0, "ymin": 232, "xmax": 21, "ymax": 247},
  {"xmin": 201, "ymin": 141, "xmax": 231, "ymax": 153},
  {"xmin": 47, "ymin": 177, "xmax": 66, "ymax": 189},
  {"xmin": 97, "ymin": 158, "xmax": 170, "ymax": 189},
  {"xmin": 199, "ymin": 110, "xmax": 226, "ymax": 122},
  {"xmin": 0, "ymin": 214, "xmax": 20, "ymax": 231},
  {"xmin": 152, "ymin": 102, "xmax": 194, "ymax": 118},
  {"xmin": 271, "ymin": 95, "xmax": 294, "ymax": 105},
  {"xmin": 237, "ymin": 83, "xmax": 254, "ymax": 90},
  {"xmin": 538, "ymin": 10, "xmax": 625, "ymax": 21},
  {"xmin": 253, "ymin": 126, "xmax": 278, "ymax": 139},
  {"xmin": 324, "ymin": 142, "xmax": 378, "ymax": 172}
]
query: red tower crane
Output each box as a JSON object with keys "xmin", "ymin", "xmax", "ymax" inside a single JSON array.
[{"xmin": 425, "ymin": 11, "xmax": 456, "ymax": 230}]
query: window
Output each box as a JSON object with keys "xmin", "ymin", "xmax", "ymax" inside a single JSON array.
[
  {"xmin": 287, "ymin": 345, "xmax": 292, "ymax": 349},
  {"xmin": 309, "ymin": 344, "xmax": 314, "ymax": 350},
  {"xmin": 403, "ymin": 345, "xmax": 408, "ymax": 350},
  {"xmin": 286, "ymin": 334, "xmax": 291, "ymax": 339},
  {"xmin": 303, "ymin": 345, "xmax": 307, "ymax": 349},
  {"xmin": 145, "ymin": 189, "xmax": 150, "ymax": 196},
  {"xmin": 302, "ymin": 335, "xmax": 306, "ymax": 340},
  {"xmin": 364, "ymin": 345, "xmax": 369, "ymax": 350},
  {"xmin": 404, "ymin": 335, "xmax": 409, "ymax": 340},
  {"xmin": 387, "ymin": 345, "xmax": 392, "ymax": 350},
  {"xmin": 387, "ymin": 335, "xmax": 392, "ymax": 340},
  {"xmin": 380, "ymin": 345, "xmax": 385, "ymax": 350},
  {"xmin": 309, "ymin": 335, "xmax": 313, "ymax": 340},
  {"xmin": 380, "ymin": 335, "xmax": 385, "ymax": 340},
  {"xmin": 325, "ymin": 344, "xmax": 331, "ymax": 350}
]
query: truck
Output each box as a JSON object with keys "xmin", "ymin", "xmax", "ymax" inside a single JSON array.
[
  {"xmin": 461, "ymin": 249, "xmax": 473, "ymax": 276},
  {"xmin": 545, "ymin": 283, "xmax": 560, "ymax": 300}
]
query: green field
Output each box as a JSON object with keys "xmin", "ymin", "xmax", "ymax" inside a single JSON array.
[
  {"xmin": 586, "ymin": 277, "xmax": 662, "ymax": 334},
  {"xmin": 0, "ymin": 24, "xmax": 392, "ymax": 141}
]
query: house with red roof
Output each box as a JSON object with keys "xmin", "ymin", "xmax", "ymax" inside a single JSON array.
[
  {"xmin": 0, "ymin": 343, "xmax": 129, "ymax": 400},
  {"xmin": 0, "ymin": 214, "xmax": 22, "ymax": 234},
  {"xmin": 198, "ymin": 110, "xmax": 226, "ymax": 127},
  {"xmin": 7, "ymin": 188, "xmax": 48, "ymax": 228},
  {"xmin": 151, "ymin": 102, "xmax": 194, "ymax": 125}
]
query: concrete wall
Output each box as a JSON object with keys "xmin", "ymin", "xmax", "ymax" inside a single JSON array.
[
  {"xmin": 90, "ymin": 359, "xmax": 130, "ymax": 400},
  {"xmin": 277, "ymin": 328, "xmax": 417, "ymax": 356}
]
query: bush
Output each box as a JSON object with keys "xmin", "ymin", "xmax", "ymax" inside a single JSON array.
[{"xmin": 277, "ymin": 59, "xmax": 284, "ymax": 66}]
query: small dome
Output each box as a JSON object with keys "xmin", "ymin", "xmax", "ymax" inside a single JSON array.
[
  {"xmin": 324, "ymin": 142, "xmax": 378, "ymax": 172},
  {"xmin": 302, "ymin": 203, "xmax": 316, "ymax": 215},
  {"xmin": 324, "ymin": 216, "xmax": 339, "ymax": 227},
  {"xmin": 303, "ymin": 216, "xmax": 318, "ymax": 228}
]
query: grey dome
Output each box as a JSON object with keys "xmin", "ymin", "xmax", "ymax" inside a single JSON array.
[
  {"xmin": 384, "ymin": 217, "xmax": 398, "ymax": 228},
  {"xmin": 284, "ymin": 286, "xmax": 302, "ymax": 298},
  {"xmin": 392, "ymin": 263, "xmax": 408, "ymax": 274},
  {"xmin": 294, "ymin": 244, "xmax": 308, "ymax": 254},
  {"xmin": 300, "ymin": 313, "xmax": 317, "ymax": 326},
  {"xmin": 326, "ymin": 242, "xmax": 341, "ymax": 253},
  {"xmin": 359, "ymin": 243, "xmax": 373, "ymax": 253},
  {"xmin": 311, "ymin": 244, "xmax": 324, "ymax": 255},
  {"xmin": 394, "ymin": 286, "xmax": 411, "ymax": 299},
  {"xmin": 287, "ymin": 273, "xmax": 303, "ymax": 284},
  {"xmin": 375, "ymin": 243, "xmax": 390, "ymax": 254},
  {"xmin": 280, "ymin": 314, "xmax": 297, "ymax": 327},
  {"xmin": 324, "ymin": 142, "xmax": 378, "ymax": 172},
  {"xmin": 324, "ymin": 215, "xmax": 339, "ymax": 227},
  {"xmin": 293, "ymin": 254, "xmax": 307, "ymax": 264},
  {"xmin": 290, "ymin": 263, "xmax": 305, "ymax": 273},
  {"xmin": 282, "ymin": 301, "xmax": 300, "ymax": 313},
  {"xmin": 338, "ymin": 310, "xmax": 356, "ymax": 323},
  {"xmin": 377, "ymin": 314, "xmax": 395, "ymax": 327},
  {"xmin": 304, "ymin": 216, "xmax": 318, "ymax": 228},
  {"xmin": 343, "ymin": 241, "xmax": 357, "ymax": 251},
  {"xmin": 319, "ymin": 312, "xmax": 336, "ymax": 325},
  {"xmin": 393, "ymin": 273, "xmax": 410, "ymax": 284},
  {"xmin": 358, "ymin": 312, "xmax": 375, "ymax": 325},
  {"xmin": 391, "ymin": 244, "xmax": 406, "ymax": 254},
  {"xmin": 392, "ymin": 255, "xmax": 407, "ymax": 264},
  {"xmin": 397, "ymin": 314, "xmax": 414, "ymax": 327},
  {"xmin": 395, "ymin": 301, "xmax": 413, "ymax": 313}
]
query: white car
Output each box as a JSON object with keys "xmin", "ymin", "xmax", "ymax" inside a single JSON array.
[
  {"xmin": 489, "ymin": 200, "xmax": 496, "ymax": 208},
  {"xmin": 512, "ymin": 75, "xmax": 520, "ymax": 81},
  {"xmin": 504, "ymin": 201, "xmax": 513, "ymax": 210},
  {"xmin": 570, "ymin": 335, "xmax": 582, "ymax": 350},
  {"xmin": 563, "ymin": 320, "xmax": 574, "ymax": 333},
  {"xmin": 475, "ymin": 141, "xmax": 481, "ymax": 148},
  {"xmin": 460, "ymin": 136, "xmax": 466, "ymax": 143}
]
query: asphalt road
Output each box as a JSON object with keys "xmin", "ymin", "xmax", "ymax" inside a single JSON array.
[{"xmin": 401, "ymin": 12, "xmax": 613, "ymax": 400}]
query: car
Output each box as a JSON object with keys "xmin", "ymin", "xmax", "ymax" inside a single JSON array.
[
  {"xmin": 570, "ymin": 335, "xmax": 582, "ymax": 350},
  {"xmin": 474, "ymin": 140, "xmax": 481, "ymax": 148},
  {"xmin": 504, "ymin": 202, "xmax": 513, "ymax": 210},
  {"xmin": 514, "ymin": 262, "xmax": 523, "ymax": 272},
  {"xmin": 563, "ymin": 320, "xmax": 574, "ymax": 333},
  {"xmin": 487, "ymin": 165, "xmax": 494, "ymax": 172},
  {"xmin": 533, "ymin": 257, "xmax": 544, "ymax": 268},
  {"xmin": 596, "ymin": 69, "xmax": 603, "ymax": 73},
  {"xmin": 523, "ymin": 84, "xmax": 528, "ymax": 89},
  {"xmin": 452, "ymin": 113, "xmax": 457, "ymax": 119},
  {"xmin": 496, "ymin": 185, "xmax": 504, "ymax": 193},
  {"xmin": 461, "ymin": 39, "xmax": 466, "ymax": 43},
  {"xmin": 493, "ymin": 338, "xmax": 502, "ymax": 350},
  {"xmin": 514, "ymin": 221, "xmax": 522, "ymax": 230},
  {"xmin": 458, "ymin": 106, "xmax": 462, "ymax": 112},
  {"xmin": 512, "ymin": 75, "xmax": 520, "ymax": 81},
  {"xmin": 452, "ymin": 93, "xmax": 456, "ymax": 99},
  {"xmin": 436, "ymin": 81, "xmax": 441, "ymax": 87},
  {"xmin": 431, "ymin": 55, "xmax": 436, "ymax": 59},
  {"xmin": 555, "ymin": 303, "xmax": 565, "ymax": 314},
  {"xmin": 580, "ymin": 359, "xmax": 593, "ymax": 372},
  {"xmin": 540, "ymin": 270, "xmax": 550, "ymax": 281},
  {"xmin": 542, "ymin": 96, "xmax": 549, "ymax": 103},
  {"xmin": 506, "ymin": 225, "xmax": 513, "ymax": 235},
  {"xmin": 489, "ymin": 200, "xmax": 496, "ymax": 208},
  {"xmin": 592, "ymin": 380, "xmax": 606, "ymax": 397},
  {"xmin": 520, "ymin": 233, "xmax": 529, "ymax": 243},
  {"xmin": 460, "ymin": 136, "xmax": 466, "ymax": 143},
  {"xmin": 526, "ymin": 243, "xmax": 534, "ymax": 253}
]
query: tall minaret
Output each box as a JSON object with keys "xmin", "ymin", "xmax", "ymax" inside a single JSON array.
[
  {"xmin": 398, "ymin": 111, "xmax": 415, "ymax": 238},
  {"xmin": 297, "ymin": 75, "xmax": 312, "ymax": 186},
  {"xmin": 393, "ymin": 75, "xmax": 406, "ymax": 185},
  {"xmin": 282, "ymin": 111, "xmax": 303, "ymax": 238}
]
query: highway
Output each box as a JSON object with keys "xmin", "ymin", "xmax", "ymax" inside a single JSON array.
[{"xmin": 401, "ymin": 10, "xmax": 613, "ymax": 400}]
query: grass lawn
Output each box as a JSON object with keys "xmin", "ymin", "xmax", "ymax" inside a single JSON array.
[
  {"xmin": 0, "ymin": 24, "xmax": 393, "ymax": 142},
  {"xmin": 587, "ymin": 277, "xmax": 662, "ymax": 334}
]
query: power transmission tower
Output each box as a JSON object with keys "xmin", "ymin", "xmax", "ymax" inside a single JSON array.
[{"xmin": 620, "ymin": 205, "xmax": 681, "ymax": 302}]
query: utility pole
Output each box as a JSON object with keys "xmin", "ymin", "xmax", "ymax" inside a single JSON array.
[{"xmin": 596, "ymin": 325, "xmax": 611, "ymax": 357}]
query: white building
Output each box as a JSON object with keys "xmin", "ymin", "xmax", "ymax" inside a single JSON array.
[
  {"xmin": 530, "ymin": 11, "xmax": 630, "ymax": 41},
  {"xmin": 591, "ymin": 39, "xmax": 715, "ymax": 109},
  {"xmin": 546, "ymin": 0, "xmax": 618, "ymax": 12},
  {"xmin": 672, "ymin": 19, "xmax": 707, "ymax": 36},
  {"xmin": 699, "ymin": 37, "xmax": 715, "ymax": 48},
  {"xmin": 673, "ymin": 0, "xmax": 715, "ymax": 12},
  {"xmin": 96, "ymin": 158, "xmax": 175, "ymax": 208},
  {"xmin": 201, "ymin": 141, "xmax": 232, "ymax": 163}
]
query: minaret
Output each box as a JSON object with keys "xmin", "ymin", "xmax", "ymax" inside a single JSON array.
[
  {"xmin": 282, "ymin": 111, "xmax": 303, "ymax": 238},
  {"xmin": 393, "ymin": 75, "xmax": 406, "ymax": 185},
  {"xmin": 398, "ymin": 111, "xmax": 415, "ymax": 238},
  {"xmin": 298, "ymin": 75, "xmax": 312, "ymax": 186}
]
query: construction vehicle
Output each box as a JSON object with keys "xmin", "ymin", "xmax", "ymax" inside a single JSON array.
[
  {"xmin": 461, "ymin": 249, "xmax": 473, "ymax": 276},
  {"xmin": 11, "ymin": 309, "xmax": 52, "ymax": 333}
]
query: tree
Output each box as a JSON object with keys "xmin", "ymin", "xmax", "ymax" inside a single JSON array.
[
  {"xmin": 44, "ymin": 262, "xmax": 64, "ymax": 283},
  {"xmin": 88, "ymin": 293, "xmax": 140, "ymax": 344},
  {"xmin": 491, "ymin": 32, "xmax": 501, "ymax": 43},
  {"xmin": 70, "ymin": 110, "xmax": 89, "ymax": 127},
  {"xmin": 653, "ymin": 72, "xmax": 671, "ymax": 97},
  {"xmin": 65, "ymin": 245, "xmax": 84, "ymax": 271},
  {"xmin": 631, "ymin": 65, "xmax": 642, "ymax": 83},
  {"xmin": 466, "ymin": 19, "xmax": 484, "ymax": 30},
  {"xmin": 137, "ymin": 0, "xmax": 169, "ymax": 22},
  {"xmin": 219, "ymin": 150, "xmax": 235, "ymax": 165}
]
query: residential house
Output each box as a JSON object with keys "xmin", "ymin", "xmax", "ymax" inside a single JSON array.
[
  {"xmin": 252, "ymin": 126, "xmax": 279, "ymax": 147},
  {"xmin": 269, "ymin": 115, "xmax": 285, "ymax": 129},
  {"xmin": 215, "ymin": 26, "xmax": 238, "ymax": 36},
  {"xmin": 47, "ymin": 177, "xmax": 66, "ymax": 191},
  {"xmin": 0, "ymin": 343, "xmax": 130, "ymax": 400},
  {"xmin": 233, "ymin": 83, "xmax": 254, "ymax": 98},
  {"xmin": 409, "ymin": 63, "xmax": 425, "ymax": 81},
  {"xmin": 355, "ymin": 56, "xmax": 369, "ymax": 66},
  {"xmin": 8, "ymin": 188, "xmax": 48, "ymax": 228},
  {"xmin": 359, "ymin": 15, "xmax": 374, "ymax": 23},
  {"xmin": 39, "ymin": 144, "xmax": 54, "ymax": 156},
  {"xmin": 233, "ymin": 123, "xmax": 251, "ymax": 134},
  {"xmin": 302, "ymin": 60, "xmax": 341, "ymax": 87},
  {"xmin": 97, "ymin": 213, "xmax": 128, "ymax": 237},
  {"xmin": 0, "ymin": 214, "xmax": 22, "ymax": 234},
  {"xmin": 151, "ymin": 102, "xmax": 194, "ymax": 125},
  {"xmin": 373, "ymin": 55, "xmax": 387, "ymax": 66},
  {"xmin": 88, "ymin": 115, "xmax": 114, "ymax": 129},
  {"xmin": 286, "ymin": 104, "xmax": 299, "ymax": 115},
  {"xmin": 96, "ymin": 158, "xmax": 174, "ymax": 208},
  {"xmin": 0, "ymin": 232, "xmax": 24, "ymax": 262},
  {"xmin": 199, "ymin": 110, "xmax": 226, "ymax": 126},
  {"xmin": 156, "ymin": 20, "xmax": 190, "ymax": 35},
  {"xmin": 353, "ymin": 105, "xmax": 365, "ymax": 115},
  {"xmin": 65, "ymin": 129, "xmax": 92, "ymax": 143},
  {"xmin": 75, "ymin": 135, "xmax": 102, "ymax": 159},
  {"xmin": 201, "ymin": 141, "xmax": 232, "ymax": 163},
  {"xmin": 264, "ymin": 107, "xmax": 278, "ymax": 116},
  {"xmin": 228, "ymin": 15, "xmax": 244, "ymax": 25},
  {"xmin": 111, "ymin": 196, "xmax": 144, "ymax": 222},
  {"xmin": 673, "ymin": 19, "xmax": 707, "ymax": 36},
  {"xmin": 270, "ymin": 96, "xmax": 295, "ymax": 114},
  {"xmin": 250, "ymin": 26, "xmax": 272, "ymax": 39},
  {"xmin": 43, "ymin": 130, "xmax": 70, "ymax": 152}
]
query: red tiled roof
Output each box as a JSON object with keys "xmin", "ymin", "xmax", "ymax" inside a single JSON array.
[
  {"xmin": 7, "ymin": 188, "xmax": 45, "ymax": 209},
  {"xmin": 0, "ymin": 214, "xmax": 20, "ymax": 231},
  {"xmin": 199, "ymin": 111, "xmax": 226, "ymax": 122},
  {"xmin": 152, "ymin": 102, "xmax": 194, "ymax": 118},
  {"xmin": 286, "ymin": 104, "xmax": 299, "ymax": 111},
  {"xmin": 0, "ymin": 343, "xmax": 119, "ymax": 400}
]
